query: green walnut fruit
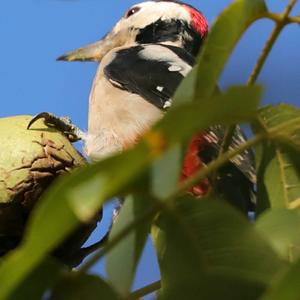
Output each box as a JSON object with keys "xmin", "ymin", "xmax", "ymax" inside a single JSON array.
[{"xmin": 0, "ymin": 115, "xmax": 99, "ymax": 266}]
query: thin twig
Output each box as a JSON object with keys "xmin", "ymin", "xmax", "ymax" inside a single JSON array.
[
  {"xmin": 129, "ymin": 281, "xmax": 161, "ymax": 299},
  {"xmin": 248, "ymin": 0, "xmax": 297, "ymax": 85},
  {"xmin": 288, "ymin": 16, "xmax": 300, "ymax": 24},
  {"xmin": 261, "ymin": 12, "xmax": 300, "ymax": 25}
]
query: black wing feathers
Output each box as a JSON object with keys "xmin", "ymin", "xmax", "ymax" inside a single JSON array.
[{"xmin": 104, "ymin": 44, "xmax": 194, "ymax": 109}]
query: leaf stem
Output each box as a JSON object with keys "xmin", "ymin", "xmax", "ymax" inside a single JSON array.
[
  {"xmin": 248, "ymin": 0, "xmax": 297, "ymax": 85},
  {"xmin": 172, "ymin": 133, "xmax": 265, "ymax": 198},
  {"xmin": 129, "ymin": 280, "xmax": 161, "ymax": 299}
]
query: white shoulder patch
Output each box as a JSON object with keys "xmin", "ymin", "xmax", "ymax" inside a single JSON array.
[{"xmin": 138, "ymin": 45, "xmax": 192, "ymax": 76}]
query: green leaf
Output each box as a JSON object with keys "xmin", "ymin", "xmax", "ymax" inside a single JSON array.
[
  {"xmin": 50, "ymin": 273, "xmax": 121, "ymax": 300},
  {"xmin": 152, "ymin": 197, "xmax": 285, "ymax": 300},
  {"xmin": 0, "ymin": 85, "xmax": 260, "ymax": 300},
  {"xmin": 151, "ymin": 145, "xmax": 182, "ymax": 199},
  {"xmin": 174, "ymin": 0, "xmax": 267, "ymax": 105},
  {"xmin": 195, "ymin": 0, "xmax": 267, "ymax": 100},
  {"xmin": 158, "ymin": 85, "xmax": 262, "ymax": 144},
  {"xmin": 106, "ymin": 195, "xmax": 152, "ymax": 296},
  {"xmin": 256, "ymin": 104, "xmax": 300, "ymax": 148},
  {"xmin": 254, "ymin": 105, "xmax": 300, "ymax": 213},
  {"xmin": 9, "ymin": 258, "xmax": 64, "ymax": 300},
  {"xmin": 256, "ymin": 209, "xmax": 300, "ymax": 262},
  {"xmin": 259, "ymin": 258, "xmax": 300, "ymax": 300}
]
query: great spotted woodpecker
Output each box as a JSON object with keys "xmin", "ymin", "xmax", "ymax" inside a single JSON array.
[{"xmin": 30, "ymin": 0, "xmax": 256, "ymax": 213}]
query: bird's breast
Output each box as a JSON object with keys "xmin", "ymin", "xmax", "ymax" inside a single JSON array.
[{"xmin": 86, "ymin": 59, "xmax": 163, "ymax": 160}]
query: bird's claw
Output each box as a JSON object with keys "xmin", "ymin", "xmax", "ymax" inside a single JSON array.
[{"xmin": 27, "ymin": 112, "xmax": 83, "ymax": 142}]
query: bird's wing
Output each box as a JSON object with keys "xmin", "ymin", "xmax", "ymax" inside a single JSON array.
[
  {"xmin": 104, "ymin": 44, "xmax": 194, "ymax": 110},
  {"xmin": 105, "ymin": 43, "xmax": 256, "ymax": 211},
  {"xmin": 202, "ymin": 125, "xmax": 256, "ymax": 184}
]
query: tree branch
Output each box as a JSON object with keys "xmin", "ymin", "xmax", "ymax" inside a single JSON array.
[
  {"xmin": 261, "ymin": 12, "xmax": 300, "ymax": 25},
  {"xmin": 248, "ymin": 0, "xmax": 298, "ymax": 85},
  {"xmin": 129, "ymin": 280, "xmax": 161, "ymax": 299}
]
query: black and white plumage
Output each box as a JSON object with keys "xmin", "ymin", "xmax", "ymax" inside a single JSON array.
[
  {"xmin": 56, "ymin": 0, "xmax": 255, "ymax": 213},
  {"xmin": 104, "ymin": 44, "xmax": 194, "ymax": 110}
]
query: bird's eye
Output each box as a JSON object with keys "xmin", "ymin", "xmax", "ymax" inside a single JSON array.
[{"xmin": 125, "ymin": 6, "xmax": 141, "ymax": 18}]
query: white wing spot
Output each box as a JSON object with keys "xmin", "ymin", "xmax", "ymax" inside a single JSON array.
[
  {"xmin": 168, "ymin": 65, "xmax": 182, "ymax": 72},
  {"xmin": 156, "ymin": 86, "xmax": 164, "ymax": 92},
  {"xmin": 109, "ymin": 78, "xmax": 123, "ymax": 88},
  {"xmin": 204, "ymin": 132, "xmax": 219, "ymax": 144},
  {"xmin": 163, "ymin": 100, "xmax": 172, "ymax": 109}
]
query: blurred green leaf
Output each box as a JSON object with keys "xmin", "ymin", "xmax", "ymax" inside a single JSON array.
[
  {"xmin": 158, "ymin": 85, "xmax": 262, "ymax": 145},
  {"xmin": 256, "ymin": 209, "xmax": 300, "ymax": 262},
  {"xmin": 9, "ymin": 258, "xmax": 64, "ymax": 300},
  {"xmin": 0, "ymin": 85, "xmax": 260, "ymax": 300},
  {"xmin": 254, "ymin": 105, "xmax": 300, "ymax": 213},
  {"xmin": 50, "ymin": 273, "xmax": 121, "ymax": 300},
  {"xmin": 174, "ymin": 0, "xmax": 267, "ymax": 105},
  {"xmin": 195, "ymin": 0, "xmax": 267, "ymax": 100},
  {"xmin": 151, "ymin": 145, "xmax": 182, "ymax": 199},
  {"xmin": 256, "ymin": 104, "xmax": 300, "ymax": 148},
  {"xmin": 259, "ymin": 257, "xmax": 300, "ymax": 300},
  {"xmin": 153, "ymin": 197, "xmax": 285, "ymax": 300},
  {"xmin": 106, "ymin": 195, "xmax": 152, "ymax": 296}
]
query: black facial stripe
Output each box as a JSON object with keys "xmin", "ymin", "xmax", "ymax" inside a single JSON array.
[
  {"xmin": 135, "ymin": 19, "xmax": 203, "ymax": 57},
  {"xmin": 136, "ymin": 19, "xmax": 181, "ymax": 44}
]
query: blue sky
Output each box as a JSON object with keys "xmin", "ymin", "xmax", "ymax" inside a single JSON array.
[{"xmin": 1, "ymin": 0, "xmax": 300, "ymax": 296}]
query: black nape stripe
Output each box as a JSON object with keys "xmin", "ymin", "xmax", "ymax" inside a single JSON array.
[{"xmin": 135, "ymin": 19, "xmax": 203, "ymax": 57}]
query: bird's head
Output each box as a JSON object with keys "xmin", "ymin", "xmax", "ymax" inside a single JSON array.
[{"xmin": 58, "ymin": 0, "xmax": 208, "ymax": 62}]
